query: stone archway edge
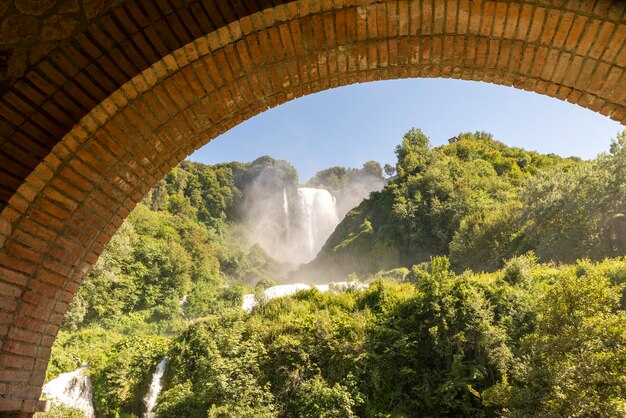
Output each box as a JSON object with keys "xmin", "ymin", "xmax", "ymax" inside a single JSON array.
[
  {"xmin": 1, "ymin": 0, "xmax": 624, "ymax": 212},
  {"xmin": 0, "ymin": 0, "xmax": 624, "ymax": 414}
]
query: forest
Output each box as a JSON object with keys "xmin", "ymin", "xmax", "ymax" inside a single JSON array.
[{"xmin": 38, "ymin": 130, "xmax": 626, "ymax": 417}]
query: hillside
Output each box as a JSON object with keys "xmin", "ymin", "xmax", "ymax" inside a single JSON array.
[
  {"xmin": 297, "ymin": 129, "xmax": 626, "ymax": 279},
  {"xmin": 46, "ymin": 256, "xmax": 626, "ymax": 418},
  {"xmin": 38, "ymin": 129, "xmax": 626, "ymax": 418},
  {"xmin": 62, "ymin": 154, "xmax": 388, "ymax": 333}
]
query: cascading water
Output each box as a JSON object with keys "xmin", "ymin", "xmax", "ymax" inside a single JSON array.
[
  {"xmin": 179, "ymin": 294, "xmax": 187, "ymax": 315},
  {"xmin": 242, "ymin": 185, "xmax": 340, "ymax": 265},
  {"xmin": 297, "ymin": 188, "xmax": 339, "ymax": 260},
  {"xmin": 283, "ymin": 188, "xmax": 290, "ymax": 241},
  {"xmin": 42, "ymin": 365, "xmax": 95, "ymax": 418},
  {"xmin": 143, "ymin": 358, "xmax": 168, "ymax": 418},
  {"xmin": 242, "ymin": 294, "xmax": 256, "ymax": 312},
  {"xmin": 242, "ymin": 282, "xmax": 369, "ymax": 312},
  {"xmin": 240, "ymin": 163, "xmax": 384, "ymax": 267}
]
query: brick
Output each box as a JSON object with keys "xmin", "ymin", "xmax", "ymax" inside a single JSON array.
[
  {"xmin": 3, "ymin": 339, "xmax": 38, "ymax": 358},
  {"xmin": 14, "ymin": 317, "xmax": 47, "ymax": 334},
  {"xmin": 588, "ymin": 21, "xmax": 615, "ymax": 59},
  {"xmin": 8, "ymin": 328, "xmax": 41, "ymax": 346},
  {"xmin": 0, "ymin": 282, "xmax": 22, "ymax": 299},
  {"xmin": 0, "ymin": 267, "xmax": 29, "ymax": 287},
  {"xmin": 0, "ymin": 2, "xmax": 623, "ymax": 412},
  {"xmin": 0, "ymin": 399, "xmax": 24, "ymax": 411},
  {"xmin": 0, "ymin": 296, "xmax": 17, "ymax": 312},
  {"xmin": 565, "ymin": 15, "xmax": 588, "ymax": 50},
  {"xmin": 12, "ymin": 227, "xmax": 48, "ymax": 253}
]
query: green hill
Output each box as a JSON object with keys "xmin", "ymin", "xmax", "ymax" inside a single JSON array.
[
  {"xmin": 297, "ymin": 129, "xmax": 626, "ymax": 279},
  {"xmin": 40, "ymin": 129, "xmax": 626, "ymax": 418}
]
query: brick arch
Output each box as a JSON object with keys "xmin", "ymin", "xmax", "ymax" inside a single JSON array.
[{"xmin": 0, "ymin": 0, "xmax": 624, "ymax": 414}]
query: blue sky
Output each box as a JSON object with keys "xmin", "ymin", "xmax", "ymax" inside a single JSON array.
[{"xmin": 189, "ymin": 78, "xmax": 624, "ymax": 182}]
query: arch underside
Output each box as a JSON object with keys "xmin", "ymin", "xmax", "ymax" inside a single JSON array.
[{"xmin": 0, "ymin": 0, "xmax": 624, "ymax": 413}]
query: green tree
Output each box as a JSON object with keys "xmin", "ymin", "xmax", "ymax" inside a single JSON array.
[
  {"xmin": 361, "ymin": 160, "xmax": 383, "ymax": 180},
  {"xmin": 92, "ymin": 336, "xmax": 169, "ymax": 416},
  {"xmin": 501, "ymin": 262, "xmax": 626, "ymax": 416},
  {"xmin": 395, "ymin": 128, "xmax": 431, "ymax": 177},
  {"xmin": 366, "ymin": 258, "xmax": 514, "ymax": 416},
  {"xmin": 159, "ymin": 314, "xmax": 276, "ymax": 417},
  {"xmin": 34, "ymin": 403, "xmax": 84, "ymax": 418},
  {"xmin": 291, "ymin": 375, "xmax": 357, "ymax": 418},
  {"xmin": 383, "ymin": 163, "xmax": 396, "ymax": 177}
]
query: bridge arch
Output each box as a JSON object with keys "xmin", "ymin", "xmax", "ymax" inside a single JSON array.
[{"xmin": 0, "ymin": 0, "xmax": 624, "ymax": 414}]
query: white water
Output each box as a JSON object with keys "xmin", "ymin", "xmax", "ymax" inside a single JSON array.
[
  {"xmin": 315, "ymin": 281, "xmax": 369, "ymax": 293},
  {"xmin": 42, "ymin": 365, "xmax": 95, "ymax": 418},
  {"xmin": 179, "ymin": 294, "xmax": 187, "ymax": 315},
  {"xmin": 283, "ymin": 188, "xmax": 290, "ymax": 241},
  {"xmin": 265, "ymin": 283, "xmax": 312, "ymax": 299},
  {"xmin": 242, "ymin": 282, "xmax": 369, "ymax": 312},
  {"xmin": 143, "ymin": 358, "xmax": 168, "ymax": 418},
  {"xmin": 243, "ymin": 186, "xmax": 340, "ymax": 265},
  {"xmin": 297, "ymin": 188, "xmax": 339, "ymax": 260},
  {"xmin": 242, "ymin": 294, "xmax": 257, "ymax": 312}
]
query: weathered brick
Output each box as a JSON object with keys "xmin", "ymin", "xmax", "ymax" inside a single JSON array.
[{"xmin": 0, "ymin": 1, "xmax": 623, "ymax": 413}]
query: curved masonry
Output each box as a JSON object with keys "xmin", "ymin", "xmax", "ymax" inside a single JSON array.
[{"xmin": 0, "ymin": 0, "xmax": 624, "ymax": 414}]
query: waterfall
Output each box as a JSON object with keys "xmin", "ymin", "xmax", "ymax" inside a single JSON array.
[
  {"xmin": 242, "ymin": 294, "xmax": 257, "ymax": 312},
  {"xmin": 297, "ymin": 188, "xmax": 339, "ymax": 259},
  {"xmin": 242, "ymin": 282, "xmax": 369, "ymax": 312},
  {"xmin": 313, "ymin": 281, "xmax": 369, "ymax": 293},
  {"xmin": 264, "ymin": 283, "xmax": 311, "ymax": 299},
  {"xmin": 242, "ymin": 185, "xmax": 340, "ymax": 265},
  {"xmin": 143, "ymin": 358, "xmax": 168, "ymax": 418},
  {"xmin": 42, "ymin": 365, "xmax": 94, "ymax": 418},
  {"xmin": 283, "ymin": 188, "xmax": 290, "ymax": 241},
  {"xmin": 179, "ymin": 294, "xmax": 187, "ymax": 315}
]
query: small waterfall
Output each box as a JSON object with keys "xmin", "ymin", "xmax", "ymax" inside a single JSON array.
[
  {"xmin": 42, "ymin": 365, "xmax": 94, "ymax": 418},
  {"xmin": 297, "ymin": 188, "xmax": 339, "ymax": 259},
  {"xmin": 179, "ymin": 294, "xmax": 187, "ymax": 315},
  {"xmin": 242, "ymin": 294, "xmax": 257, "ymax": 312},
  {"xmin": 242, "ymin": 282, "xmax": 369, "ymax": 311},
  {"xmin": 143, "ymin": 358, "xmax": 168, "ymax": 418}
]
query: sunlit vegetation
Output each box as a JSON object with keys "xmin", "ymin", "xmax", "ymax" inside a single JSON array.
[
  {"xmin": 303, "ymin": 130, "xmax": 625, "ymax": 278},
  {"xmin": 40, "ymin": 130, "xmax": 626, "ymax": 417},
  {"xmin": 46, "ymin": 256, "xmax": 626, "ymax": 417}
]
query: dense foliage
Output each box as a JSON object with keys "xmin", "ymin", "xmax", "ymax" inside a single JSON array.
[
  {"xmin": 40, "ymin": 129, "xmax": 626, "ymax": 417},
  {"xmin": 44, "ymin": 330, "xmax": 168, "ymax": 417},
  {"xmin": 64, "ymin": 157, "xmax": 308, "ymax": 333},
  {"xmin": 155, "ymin": 256, "xmax": 626, "ymax": 417},
  {"xmin": 43, "ymin": 158, "xmax": 293, "ymax": 417},
  {"xmin": 302, "ymin": 130, "xmax": 625, "ymax": 278},
  {"xmin": 306, "ymin": 161, "xmax": 387, "ymax": 216}
]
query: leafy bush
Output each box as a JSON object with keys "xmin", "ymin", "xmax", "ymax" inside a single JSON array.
[
  {"xmin": 34, "ymin": 402, "xmax": 84, "ymax": 418},
  {"xmin": 91, "ymin": 335, "xmax": 169, "ymax": 416},
  {"xmin": 47, "ymin": 329, "xmax": 122, "ymax": 381}
]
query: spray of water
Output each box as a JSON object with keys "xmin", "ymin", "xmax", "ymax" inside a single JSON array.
[
  {"xmin": 283, "ymin": 188, "xmax": 290, "ymax": 241},
  {"xmin": 242, "ymin": 179, "xmax": 341, "ymax": 266},
  {"xmin": 297, "ymin": 188, "xmax": 339, "ymax": 260},
  {"xmin": 242, "ymin": 282, "xmax": 369, "ymax": 312},
  {"xmin": 42, "ymin": 365, "xmax": 95, "ymax": 418},
  {"xmin": 239, "ymin": 162, "xmax": 385, "ymax": 279},
  {"xmin": 143, "ymin": 358, "xmax": 168, "ymax": 418}
]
